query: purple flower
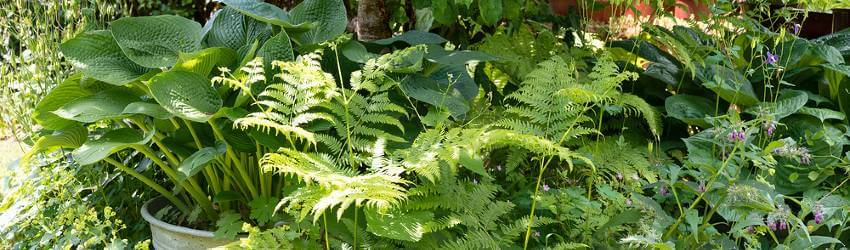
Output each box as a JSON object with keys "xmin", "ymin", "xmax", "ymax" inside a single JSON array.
[
  {"xmin": 793, "ymin": 23, "xmax": 801, "ymax": 35},
  {"xmin": 764, "ymin": 121, "xmax": 776, "ymax": 136},
  {"xmin": 800, "ymin": 147, "xmax": 812, "ymax": 165},
  {"xmin": 778, "ymin": 219, "xmax": 787, "ymax": 230},
  {"xmin": 659, "ymin": 185, "xmax": 669, "ymax": 196},
  {"xmin": 542, "ymin": 184, "xmax": 550, "ymax": 192},
  {"xmin": 727, "ymin": 130, "xmax": 746, "ymax": 142},
  {"xmin": 765, "ymin": 50, "xmax": 780, "ymax": 66},
  {"xmin": 813, "ymin": 204, "xmax": 825, "ymax": 224},
  {"xmin": 746, "ymin": 225, "xmax": 755, "ymax": 234},
  {"xmin": 768, "ymin": 220, "xmax": 778, "ymax": 231},
  {"xmin": 697, "ymin": 181, "xmax": 706, "ymax": 193}
]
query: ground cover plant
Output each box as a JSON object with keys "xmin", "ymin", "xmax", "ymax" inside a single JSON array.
[{"xmin": 4, "ymin": 0, "xmax": 850, "ymax": 249}]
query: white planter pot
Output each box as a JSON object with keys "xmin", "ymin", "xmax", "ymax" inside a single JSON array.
[{"xmin": 141, "ymin": 198, "xmax": 234, "ymax": 250}]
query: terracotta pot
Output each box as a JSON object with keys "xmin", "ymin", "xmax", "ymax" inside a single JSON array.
[{"xmin": 549, "ymin": 0, "xmax": 621, "ymax": 22}]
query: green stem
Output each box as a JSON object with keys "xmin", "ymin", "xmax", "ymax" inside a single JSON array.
[
  {"xmin": 209, "ymin": 119, "xmax": 259, "ymax": 198},
  {"xmin": 522, "ymin": 160, "xmax": 547, "ymax": 250},
  {"xmin": 104, "ymin": 157, "xmax": 190, "ymax": 215},
  {"xmin": 136, "ymin": 145, "xmax": 217, "ymax": 221},
  {"xmin": 324, "ymin": 214, "xmax": 331, "ymax": 250}
]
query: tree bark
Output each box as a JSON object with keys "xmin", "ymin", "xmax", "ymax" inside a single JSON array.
[{"xmin": 355, "ymin": 0, "xmax": 392, "ymax": 41}]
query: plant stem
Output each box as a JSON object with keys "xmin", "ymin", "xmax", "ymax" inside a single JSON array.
[
  {"xmin": 104, "ymin": 157, "xmax": 190, "ymax": 215},
  {"xmin": 209, "ymin": 119, "xmax": 259, "ymax": 198}
]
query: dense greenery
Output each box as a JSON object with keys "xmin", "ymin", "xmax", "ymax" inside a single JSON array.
[{"xmin": 4, "ymin": 0, "xmax": 850, "ymax": 249}]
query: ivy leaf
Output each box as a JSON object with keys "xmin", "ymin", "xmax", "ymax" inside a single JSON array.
[
  {"xmin": 214, "ymin": 211, "xmax": 245, "ymax": 239},
  {"xmin": 249, "ymin": 196, "xmax": 278, "ymax": 225}
]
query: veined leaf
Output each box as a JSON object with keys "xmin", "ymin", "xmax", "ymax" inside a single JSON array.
[
  {"xmin": 798, "ymin": 107, "xmax": 846, "ymax": 122},
  {"xmin": 289, "ymin": 0, "xmax": 348, "ymax": 45},
  {"xmin": 53, "ymin": 88, "xmax": 140, "ymax": 123},
  {"xmin": 371, "ymin": 30, "xmax": 447, "ymax": 45},
  {"xmin": 60, "ymin": 30, "xmax": 150, "ymax": 85},
  {"xmin": 173, "ymin": 47, "xmax": 238, "ymax": 76},
  {"xmin": 425, "ymin": 46, "xmax": 499, "ymax": 65},
  {"xmin": 478, "ymin": 0, "xmax": 502, "ymax": 25},
  {"xmin": 258, "ymin": 30, "xmax": 295, "ymax": 69},
  {"xmin": 34, "ymin": 74, "xmax": 89, "ymax": 130},
  {"xmin": 431, "ymin": 0, "xmax": 456, "ymax": 25},
  {"xmin": 745, "ymin": 90, "xmax": 807, "ymax": 120},
  {"xmin": 177, "ymin": 143, "xmax": 226, "ymax": 182},
  {"xmin": 665, "ymin": 94, "xmax": 714, "ymax": 128},
  {"xmin": 365, "ymin": 207, "xmax": 433, "ymax": 242},
  {"xmin": 73, "ymin": 128, "xmax": 155, "ymax": 165},
  {"xmin": 149, "ymin": 71, "xmax": 223, "ymax": 122},
  {"xmin": 22, "ymin": 125, "xmax": 88, "ymax": 166},
  {"xmin": 340, "ymin": 39, "xmax": 377, "ymax": 63},
  {"xmin": 699, "ymin": 65, "xmax": 758, "ymax": 106},
  {"xmin": 122, "ymin": 102, "xmax": 174, "ymax": 120},
  {"xmin": 110, "ymin": 15, "xmax": 202, "ymax": 68},
  {"xmin": 202, "ymin": 6, "xmax": 273, "ymax": 53},
  {"xmin": 400, "ymin": 74, "xmax": 470, "ymax": 119},
  {"xmin": 219, "ymin": 0, "xmax": 313, "ymax": 30}
]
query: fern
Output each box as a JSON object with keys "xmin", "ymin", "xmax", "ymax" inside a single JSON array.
[
  {"xmin": 317, "ymin": 50, "xmax": 410, "ymax": 167},
  {"xmin": 233, "ymin": 55, "xmax": 338, "ymax": 145},
  {"xmin": 263, "ymin": 147, "xmax": 408, "ymax": 222}
]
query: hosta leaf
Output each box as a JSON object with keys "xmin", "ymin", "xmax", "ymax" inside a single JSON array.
[
  {"xmin": 202, "ymin": 6, "xmax": 273, "ymax": 53},
  {"xmin": 365, "ymin": 207, "xmax": 432, "ymax": 242},
  {"xmin": 53, "ymin": 88, "xmax": 140, "ymax": 123},
  {"xmin": 34, "ymin": 74, "xmax": 89, "ymax": 130},
  {"xmin": 428, "ymin": 64, "xmax": 477, "ymax": 100},
  {"xmin": 340, "ymin": 39, "xmax": 377, "ymax": 63},
  {"xmin": 370, "ymin": 30, "xmax": 447, "ymax": 45},
  {"xmin": 478, "ymin": 0, "xmax": 502, "ymax": 25},
  {"xmin": 110, "ymin": 15, "xmax": 202, "ymax": 68},
  {"xmin": 219, "ymin": 0, "xmax": 313, "ymax": 29},
  {"xmin": 699, "ymin": 65, "xmax": 758, "ymax": 106},
  {"xmin": 400, "ymin": 73, "xmax": 470, "ymax": 119},
  {"xmin": 789, "ymin": 236, "xmax": 843, "ymax": 249},
  {"xmin": 60, "ymin": 30, "xmax": 150, "ymax": 85},
  {"xmin": 149, "ymin": 71, "xmax": 223, "ymax": 122},
  {"xmin": 173, "ymin": 47, "xmax": 238, "ymax": 76},
  {"xmin": 289, "ymin": 0, "xmax": 347, "ymax": 45},
  {"xmin": 122, "ymin": 102, "xmax": 174, "ymax": 120},
  {"xmin": 73, "ymin": 128, "xmax": 155, "ymax": 165},
  {"xmin": 177, "ymin": 143, "xmax": 226, "ymax": 182},
  {"xmin": 798, "ymin": 107, "xmax": 846, "ymax": 122},
  {"xmin": 258, "ymin": 30, "xmax": 294, "ymax": 69},
  {"xmin": 425, "ymin": 46, "xmax": 499, "ymax": 65},
  {"xmin": 22, "ymin": 125, "xmax": 88, "ymax": 166},
  {"xmin": 665, "ymin": 94, "xmax": 714, "ymax": 127},
  {"xmin": 745, "ymin": 90, "xmax": 807, "ymax": 120},
  {"xmin": 382, "ymin": 45, "xmax": 426, "ymax": 73}
]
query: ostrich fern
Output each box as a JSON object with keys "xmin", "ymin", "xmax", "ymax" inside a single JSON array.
[{"xmin": 231, "ymin": 55, "xmax": 338, "ymax": 145}]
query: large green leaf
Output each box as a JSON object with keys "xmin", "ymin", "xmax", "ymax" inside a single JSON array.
[
  {"xmin": 365, "ymin": 207, "xmax": 432, "ymax": 242},
  {"xmin": 122, "ymin": 102, "xmax": 174, "ymax": 120},
  {"xmin": 173, "ymin": 47, "xmax": 238, "ymax": 76},
  {"xmin": 60, "ymin": 31, "xmax": 150, "ymax": 85},
  {"xmin": 219, "ymin": 0, "xmax": 313, "ymax": 29},
  {"xmin": 34, "ymin": 74, "xmax": 89, "ymax": 130},
  {"xmin": 774, "ymin": 115, "xmax": 845, "ymax": 194},
  {"xmin": 745, "ymin": 90, "xmax": 807, "ymax": 120},
  {"xmin": 699, "ymin": 65, "xmax": 758, "ymax": 106},
  {"xmin": 478, "ymin": 0, "xmax": 502, "ymax": 25},
  {"xmin": 431, "ymin": 0, "xmax": 457, "ymax": 25},
  {"xmin": 22, "ymin": 125, "xmax": 88, "ymax": 166},
  {"xmin": 53, "ymin": 88, "xmax": 140, "ymax": 123},
  {"xmin": 177, "ymin": 143, "xmax": 226, "ymax": 182},
  {"xmin": 73, "ymin": 128, "xmax": 155, "ymax": 165},
  {"xmin": 370, "ymin": 30, "xmax": 447, "ymax": 45},
  {"xmin": 400, "ymin": 74, "xmax": 470, "ymax": 119},
  {"xmin": 202, "ymin": 6, "xmax": 272, "ymax": 54},
  {"xmin": 149, "ymin": 71, "xmax": 223, "ymax": 122},
  {"xmin": 427, "ymin": 64, "xmax": 478, "ymax": 100},
  {"xmin": 289, "ymin": 0, "xmax": 347, "ymax": 45},
  {"xmin": 257, "ymin": 30, "xmax": 295, "ymax": 69},
  {"xmin": 665, "ymin": 94, "xmax": 714, "ymax": 128},
  {"xmin": 110, "ymin": 15, "xmax": 202, "ymax": 68},
  {"xmin": 798, "ymin": 107, "xmax": 845, "ymax": 122},
  {"xmin": 425, "ymin": 45, "xmax": 499, "ymax": 65},
  {"xmin": 340, "ymin": 40, "xmax": 377, "ymax": 63}
]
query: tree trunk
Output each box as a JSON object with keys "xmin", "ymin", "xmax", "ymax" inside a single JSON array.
[{"xmin": 355, "ymin": 0, "xmax": 392, "ymax": 41}]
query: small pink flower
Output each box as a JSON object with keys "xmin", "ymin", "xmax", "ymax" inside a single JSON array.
[{"xmin": 542, "ymin": 184, "xmax": 550, "ymax": 192}]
